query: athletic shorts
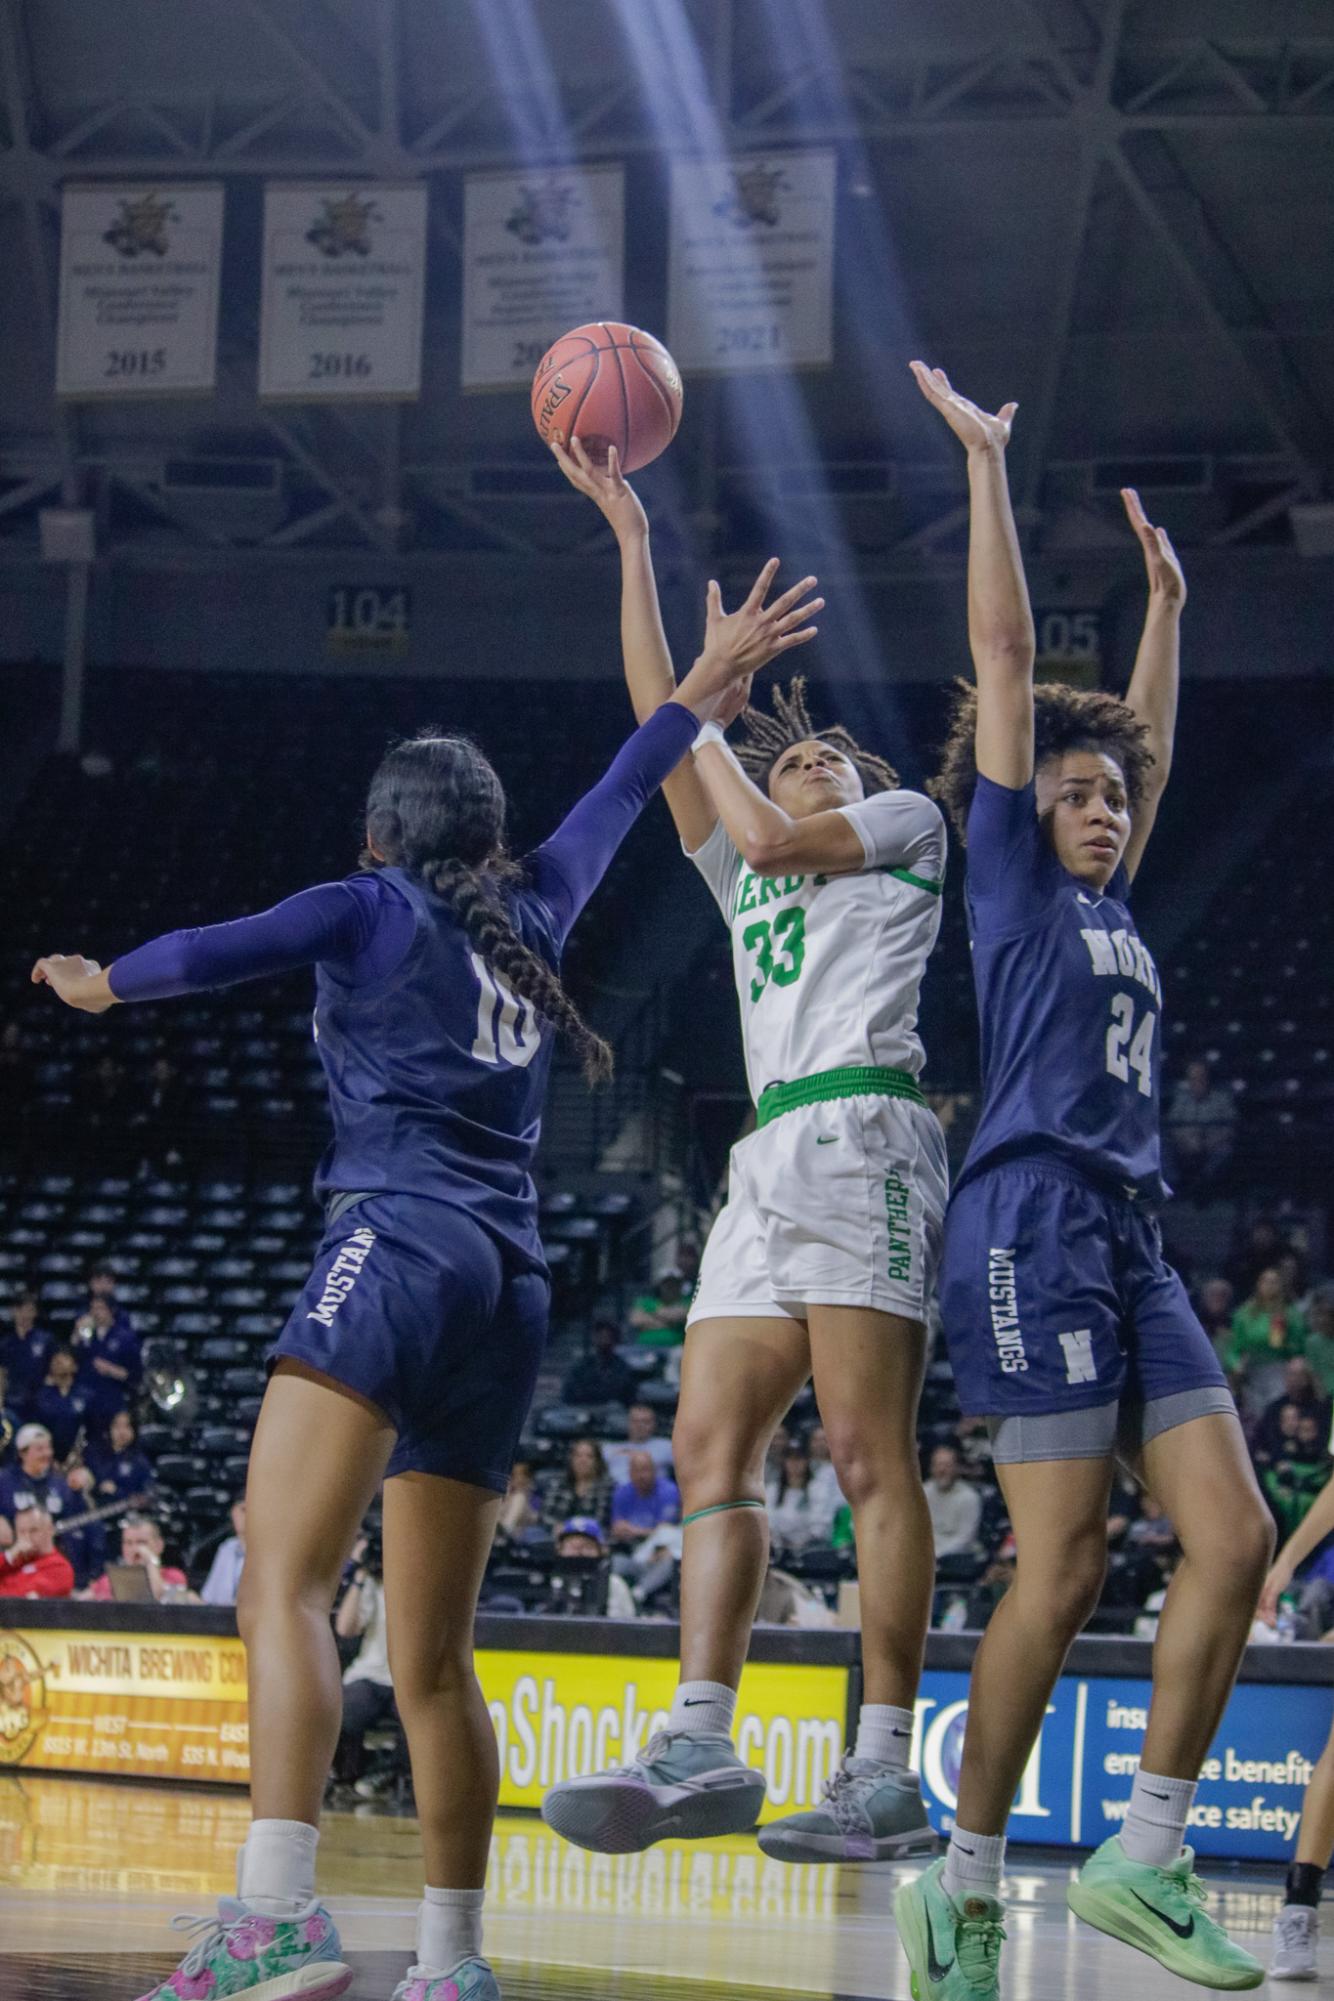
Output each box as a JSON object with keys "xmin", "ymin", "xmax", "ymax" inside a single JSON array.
[
  {"xmin": 939, "ymin": 1159, "xmax": 1233, "ymax": 1462},
  {"xmin": 269, "ymin": 1191, "xmax": 550, "ymax": 1493},
  {"xmin": 687, "ymin": 1093, "xmax": 948, "ymax": 1327}
]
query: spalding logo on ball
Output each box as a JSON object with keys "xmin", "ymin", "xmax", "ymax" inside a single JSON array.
[{"xmin": 531, "ymin": 321, "xmax": 683, "ymax": 473}]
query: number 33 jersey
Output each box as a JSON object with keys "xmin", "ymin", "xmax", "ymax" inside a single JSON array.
[
  {"xmin": 957, "ymin": 774, "xmax": 1166, "ymax": 1201},
  {"xmin": 686, "ymin": 789, "xmax": 948, "ymax": 1105}
]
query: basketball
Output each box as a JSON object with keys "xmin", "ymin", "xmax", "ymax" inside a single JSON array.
[{"xmin": 531, "ymin": 321, "xmax": 684, "ymax": 473}]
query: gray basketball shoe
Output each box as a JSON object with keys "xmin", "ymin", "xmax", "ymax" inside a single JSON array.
[
  {"xmin": 541, "ymin": 1730, "xmax": 766, "ymax": 1853},
  {"xmin": 757, "ymin": 1755, "xmax": 937, "ymax": 1862}
]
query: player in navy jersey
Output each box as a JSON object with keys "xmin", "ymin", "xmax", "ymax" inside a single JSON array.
[
  {"xmin": 892, "ymin": 365, "xmax": 1272, "ymax": 2000},
  {"xmin": 30, "ymin": 567, "xmax": 819, "ymax": 2001}
]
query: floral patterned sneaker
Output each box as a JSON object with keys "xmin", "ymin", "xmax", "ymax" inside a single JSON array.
[
  {"xmin": 390, "ymin": 1958, "xmax": 500, "ymax": 2001},
  {"xmin": 134, "ymin": 1897, "xmax": 352, "ymax": 2001}
]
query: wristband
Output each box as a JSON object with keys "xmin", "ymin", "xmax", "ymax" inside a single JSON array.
[{"xmin": 692, "ymin": 720, "xmax": 727, "ymax": 755}]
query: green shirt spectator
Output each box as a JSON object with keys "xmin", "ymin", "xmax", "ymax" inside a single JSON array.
[
  {"xmin": 1302, "ymin": 1290, "xmax": 1334, "ymax": 1399},
  {"xmin": 629, "ymin": 1272, "xmax": 689, "ymax": 1348},
  {"xmin": 1223, "ymin": 1267, "xmax": 1310, "ymax": 1374},
  {"xmin": 831, "ymin": 1502, "xmax": 855, "ymax": 1550}
]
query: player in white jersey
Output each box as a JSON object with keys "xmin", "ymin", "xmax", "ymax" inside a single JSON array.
[{"xmin": 540, "ymin": 437, "xmax": 950, "ymax": 1864}]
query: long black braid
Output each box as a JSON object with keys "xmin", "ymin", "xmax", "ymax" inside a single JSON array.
[
  {"xmin": 734, "ymin": 675, "xmax": 900, "ymax": 796},
  {"xmin": 362, "ymin": 730, "xmax": 613, "ymax": 1085}
]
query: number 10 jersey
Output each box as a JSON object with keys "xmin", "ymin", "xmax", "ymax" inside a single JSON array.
[{"xmin": 687, "ymin": 788, "xmax": 948, "ymax": 1106}]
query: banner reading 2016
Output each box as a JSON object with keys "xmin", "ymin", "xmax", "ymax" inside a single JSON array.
[
  {"xmin": 668, "ymin": 151, "xmax": 836, "ymax": 375},
  {"xmin": 56, "ymin": 183, "xmax": 223, "ymax": 398},
  {"xmin": 259, "ymin": 183, "xmax": 428, "ymax": 400}
]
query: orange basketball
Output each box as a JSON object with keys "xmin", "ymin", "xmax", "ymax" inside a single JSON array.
[{"xmin": 531, "ymin": 321, "xmax": 683, "ymax": 473}]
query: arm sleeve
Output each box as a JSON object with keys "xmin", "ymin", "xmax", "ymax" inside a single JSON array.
[
  {"xmin": 836, "ymin": 789, "xmax": 947, "ymax": 882},
  {"xmin": 964, "ymin": 774, "xmax": 1056, "ymax": 931},
  {"xmin": 107, "ymin": 880, "xmax": 381, "ymax": 1002},
  {"xmin": 526, "ymin": 702, "xmax": 699, "ymax": 946},
  {"xmin": 683, "ymin": 815, "xmax": 742, "ymax": 920}
]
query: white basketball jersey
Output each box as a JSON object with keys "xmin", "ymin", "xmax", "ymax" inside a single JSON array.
[{"xmin": 687, "ymin": 790, "xmax": 947, "ymax": 1105}]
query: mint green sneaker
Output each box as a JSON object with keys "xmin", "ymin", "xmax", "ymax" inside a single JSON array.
[
  {"xmin": 758, "ymin": 1756, "xmax": 937, "ymax": 1862},
  {"xmin": 541, "ymin": 1729, "xmax": 765, "ymax": 1852},
  {"xmin": 391, "ymin": 1959, "xmax": 499, "ymax": 2001},
  {"xmin": 132, "ymin": 1897, "xmax": 351, "ymax": 2000},
  {"xmin": 1066, "ymin": 1837, "xmax": 1263, "ymax": 1990},
  {"xmin": 894, "ymin": 1857, "xmax": 1005, "ymax": 1999}
]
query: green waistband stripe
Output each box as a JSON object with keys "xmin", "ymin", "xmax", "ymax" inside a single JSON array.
[
  {"xmin": 888, "ymin": 865, "xmax": 943, "ymax": 896},
  {"xmin": 755, "ymin": 1064, "xmax": 926, "ymax": 1128}
]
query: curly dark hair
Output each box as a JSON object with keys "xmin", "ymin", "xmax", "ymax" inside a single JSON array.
[
  {"xmin": 362, "ymin": 731, "xmax": 612, "ymax": 1084},
  {"xmin": 929, "ymin": 680, "xmax": 1155, "ymax": 843},
  {"xmin": 733, "ymin": 675, "xmax": 899, "ymax": 796}
]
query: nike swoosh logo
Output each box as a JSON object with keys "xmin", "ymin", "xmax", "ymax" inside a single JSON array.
[
  {"xmin": 925, "ymin": 1917, "xmax": 955, "ymax": 1983},
  {"xmin": 1130, "ymin": 1890, "xmax": 1195, "ymax": 1939},
  {"xmin": 816, "ymin": 1136, "xmax": 836, "ymax": 1145},
  {"xmin": 682, "ymin": 1698, "xmax": 711, "ymax": 1707},
  {"xmin": 1143, "ymin": 1789, "xmax": 1171, "ymax": 1801}
]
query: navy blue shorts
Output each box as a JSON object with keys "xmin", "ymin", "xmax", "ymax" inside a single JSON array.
[
  {"xmin": 939, "ymin": 1160, "xmax": 1227, "ymax": 1426},
  {"xmin": 269, "ymin": 1192, "xmax": 550, "ymax": 1493}
]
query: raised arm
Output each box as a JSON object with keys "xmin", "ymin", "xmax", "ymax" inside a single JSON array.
[
  {"xmin": 1120, "ymin": 487, "xmax": 1186, "ymax": 881},
  {"xmin": 910, "ymin": 362, "xmax": 1034, "ymax": 789},
  {"xmin": 550, "ymin": 436, "xmax": 718, "ymax": 851}
]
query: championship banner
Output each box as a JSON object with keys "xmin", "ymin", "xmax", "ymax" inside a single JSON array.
[
  {"xmin": 0, "ymin": 1626, "xmax": 248, "ymax": 1781},
  {"xmin": 667, "ymin": 151, "xmax": 836, "ymax": 374},
  {"xmin": 461, "ymin": 166, "xmax": 624, "ymax": 392},
  {"xmin": 259, "ymin": 183, "xmax": 428, "ymax": 400},
  {"xmin": 56, "ymin": 183, "xmax": 223, "ymax": 398}
]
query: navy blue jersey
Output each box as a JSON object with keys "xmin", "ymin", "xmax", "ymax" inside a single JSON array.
[
  {"xmin": 957, "ymin": 775, "xmax": 1165, "ymax": 1199},
  {"xmin": 313, "ymin": 865, "xmax": 561, "ymax": 1270}
]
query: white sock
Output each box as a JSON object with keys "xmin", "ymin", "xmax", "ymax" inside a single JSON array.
[
  {"xmin": 942, "ymin": 1826, "xmax": 1006, "ymax": 1902},
  {"xmin": 237, "ymin": 1818, "xmax": 318, "ymax": 1914},
  {"xmin": 668, "ymin": 1680, "xmax": 737, "ymax": 1738},
  {"xmin": 418, "ymin": 1887, "xmax": 484, "ymax": 1973},
  {"xmin": 1121, "ymin": 1769, "xmax": 1197, "ymax": 1868},
  {"xmin": 854, "ymin": 1703, "xmax": 915, "ymax": 1774}
]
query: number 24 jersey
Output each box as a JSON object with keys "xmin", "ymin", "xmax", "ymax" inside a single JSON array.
[
  {"xmin": 958, "ymin": 774, "xmax": 1166, "ymax": 1200},
  {"xmin": 687, "ymin": 790, "xmax": 947, "ymax": 1106}
]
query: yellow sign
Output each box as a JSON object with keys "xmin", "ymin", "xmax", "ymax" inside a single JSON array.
[{"xmin": 0, "ymin": 1627, "xmax": 849, "ymax": 1814}]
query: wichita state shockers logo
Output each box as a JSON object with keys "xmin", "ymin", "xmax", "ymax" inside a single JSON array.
[
  {"xmin": 713, "ymin": 160, "xmax": 787, "ymax": 229},
  {"xmin": 305, "ymin": 191, "xmax": 380, "ymax": 258},
  {"xmin": 0, "ymin": 1636, "xmax": 48, "ymax": 1766},
  {"xmin": 102, "ymin": 191, "xmax": 176, "ymax": 259},
  {"xmin": 506, "ymin": 177, "xmax": 579, "ymax": 247}
]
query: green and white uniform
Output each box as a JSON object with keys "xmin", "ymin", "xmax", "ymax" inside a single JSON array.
[{"xmin": 686, "ymin": 788, "xmax": 949, "ymax": 1326}]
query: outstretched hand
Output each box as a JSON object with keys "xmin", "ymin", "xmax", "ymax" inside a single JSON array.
[
  {"xmin": 31, "ymin": 954, "xmax": 116, "ymax": 1013},
  {"xmin": 549, "ymin": 436, "xmax": 648, "ymax": 543},
  {"xmin": 674, "ymin": 559, "xmax": 822, "ymax": 725},
  {"xmin": 1122, "ymin": 487, "xmax": 1186, "ymax": 607},
  {"xmin": 910, "ymin": 361, "xmax": 1017, "ymax": 456}
]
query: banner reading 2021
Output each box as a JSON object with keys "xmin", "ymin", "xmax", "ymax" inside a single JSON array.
[
  {"xmin": 0, "ymin": 1626, "xmax": 248, "ymax": 1781},
  {"xmin": 259, "ymin": 183, "xmax": 428, "ymax": 400}
]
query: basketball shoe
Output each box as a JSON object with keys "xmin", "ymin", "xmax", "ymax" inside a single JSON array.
[
  {"xmin": 133, "ymin": 1897, "xmax": 351, "ymax": 1999},
  {"xmin": 1066, "ymin": 1837, "xmax": 1264, "ymax": 1989},
  {"xmin": 541, "ymin": 1729, "xmax": 765, "ymax": 1851},
  {"xmin": 390, "ymin": 1958, "xmax": 500, "ymax": 2000},
  {"xmin": 758, "ymin": 1754, "xmax": 936, "ymax": 1862},
  {"xmin": 893, "ymin": 1857, "xmax": 1006, "ymax": 2000}
]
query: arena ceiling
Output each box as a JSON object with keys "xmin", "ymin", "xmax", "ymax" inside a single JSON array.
[{"xmin": 1, "ymin": 0, "xmax": 1333, "ymax": 571}]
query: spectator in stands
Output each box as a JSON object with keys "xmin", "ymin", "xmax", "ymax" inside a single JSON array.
[
  {"xmin": 1304, "ymin": 1286, "xmax": 1334, "ymax": 1398},
  {"xmin": 1261, "ymin": 1420, "xmax": 1331, "ymax": 1543},
  {"xmin": 611, "ymin": 1451, "xmax": 681, "ymax": 1547},
  {"xmin": 628, "ymin": 1271, "xmax": 689, "ymax": 1348},
  {"xmin": 561, "ymin": 1319, "xmax": 639, "ymax": 1409},
  {"xmin": 1253, "ymin": 1361, "xmax": 1332, "ymax": 1465},
  {"xmin": 1195, "ymin": 1276, "xmax": 1236, "ymax": 1349},
  {"xmin": 924, "ymin": 1444, "xmax": 983, "ymax": 1558},
  {"xmin": 86, "ymin": 1409, "xmax": 153, "ymax": 1506},
  {"xmin": 1224, "ymin": 1266, "xmax": 1311, "ymax": 1403},
  {"xmin": 0, "ymin": 1364, "xmax": 19, "ymax": 1466},
  {"xmin": 954, "ymin": 1413, "xmax": 995, "ymax": 1478},
  {"xmin": 496, "ymin": 1463, "xmax": 541, "ymax": 1543},
  {"xmin": 1164, "ymin": 1058, "xmax": 1235, "ymax": 1194},
  {"xmin": 133, "ymin": 1054, "xmax": 187, "ymax": 1169},
  {"xmin": 332, "ymin": 1537, "xmax": 398, "ymax": 1791},
  {"xmin": 87, "ymin": 1513, "xmax": 193, "ymax": 1604},
  {"xmin": 767, "ymin": 1446, "xmax": 823, "ymax": 1555},
  {"xmin": 963, "ymin": 1534, "xmax": 1018, "ymax": 1631},
  {"xmin": 1126, "ymin": 1496, "xmax": 1179, "ymax": 1590},
  {"xmin": 552, "ymin": 1516, "xmax": 637, "ymax": 1618},
  {"xmin": 1107, "ymin": 1472, "xmax": 1144, "ymax": 1548},
  {"xmin": 805, "ymin": 1423, "xmax": 846, "ymax": 1524},
  {"xmin": 763, "ymin": 1422, "xmax": 793, "ymax": 1490},
  {"xmin": 676, "ymin": 1240, "xmax": 702, "ymax": 1292},
  {"xmin": 0, "ymin": 1505, "xmax": 74, "ymax": 1600},
  {"xmin": 0, "ymin": 1424, "xmax": 94, "ymax": 1570},
  {"xmin": 0, "ymin": 1291, "xmax": 54, "ymax": 1410},
  {"xmin": 32, "ymin": 1346, "xmax": 92, "ymax": 1463},
  {"xmin": 604, "ymin": 1403, "xmax": 674, "ymax": 1484},
  {"xmin": 1228, "ymin": 1216, "xmax": 1290, "ymax": 1301},
  {"xmin": 200, "ymin": 1498, "xmax": 248, "ymax": 1607},
  {"xmin": 542, "ymin": 1438, "xmax": 614, "ymax": 1534},
  {"xmin": 71, "ymin": 1291, "xmax": 142, "ymax": 1437}
]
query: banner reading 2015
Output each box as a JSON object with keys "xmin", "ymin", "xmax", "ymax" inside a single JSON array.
[
  {"xmin": 56, "ymin": 183, "xmax": 223, "ymax": 398},
  {"xmin": 259, "ymin": 183, "xmax": 428, "ymax": 400}
]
